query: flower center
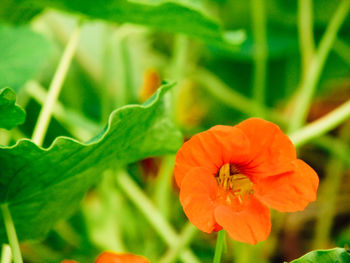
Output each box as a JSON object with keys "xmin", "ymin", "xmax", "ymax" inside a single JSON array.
[{"xmin": 215, "ymin": 163, "xmax": 254, "ymax": 201}]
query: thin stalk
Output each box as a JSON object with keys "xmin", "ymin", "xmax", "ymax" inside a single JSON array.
[
  {"xmin": 298, "ymin": 0, "xmax": 315, "ymax": 78},
  {"xmin": 31, "ymin": 21, "xmax": 82, "ymax": 146},
  {"xmin": 250, "ymin": 0, "xmax": 268, "ymax": 115},
  {"xmin": 1, "ymin": 204, "xmax": 23, "ymax": 263},
  {"xmin": 288, "ymin": 0, "xmax": 350, "ymax": 132},
  {"xmin": 115, "ymin": 170, "xmax": 200, "ymax": 263},
  {"xmin": 313, "ymin": 156, "xmax": 345, "ymax": 248},
  {"xmin": 170, "ymin": 35, "xmax": 190, "ymax": 123},
  {"xmin": 192, "ymin": 68, "xmax": 283, "ymax": 124},
  {"xmin": 289, "ymin": 99, "xmax": 350, "ymax": 147},
  {"xmin": 26, "ymin": 81, "xmax": 101, "ymax": 141},
  {"xmin": 153, "ymin": 155, "xmax": 175, "ymax": 218},
  {"xmin": 159, "ymin": 223, "xmax": 199, "ymax": 263},
  {"xmin": 116, "ymin": 34, "xmax": 132, "ymax": 106},
  {"xmin": 213, "ymin": 230, "xmax": 226, "ymax": 263},
  {"xmin": 333, "ymin": 37, "xmax": 350, "ymax": 65},
  {"xmin": 1, "ymin": 244, "xmax": 11, "ymax": 263},
  {"xmin": 313, "ymin": 123, "xmax": 350, "ymax": 248},
  {"xmin": 313, "ymin": 136, "xmax": 350, "ymax": 167}
]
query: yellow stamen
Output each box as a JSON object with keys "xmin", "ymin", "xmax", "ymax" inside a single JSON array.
[{"xmin": 216, "ymin": 163, "xmax": 254, "ymax": 200}]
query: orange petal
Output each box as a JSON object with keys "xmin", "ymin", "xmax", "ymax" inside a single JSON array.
[
  {"xmin": 235, "ymin": 118, "xmax": 296, "ymax": 178},
  {"xmin": 95, "ymin": 252, "xmax": 149, "ymax": 263},
  {"xmin": 179, "ymin": 167, "xmax": 220, "ymax": 233},
  {"xmin": 214, "ymin": 197, "xmax": 271, "ymax": 244},
  {"xmin": 254, "ymin": 159, "xmax": 319, "ymax": 212},
  {"xmin": 174, "ymin": 126, "xmax": 250, "ymax": 186}
]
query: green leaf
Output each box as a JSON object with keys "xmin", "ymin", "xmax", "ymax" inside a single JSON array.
[
  {"xmin": 0, "ymin": 83, "xmax": 182, "ymax": 242},
  {"xmin": 0, "ymin": 0, "xmax": 42, "ymax": 24},
  {"xmin": 0, "ymin": 88, "xmax": 26, "ymax": 130},
  {"xmin": 0, "ymin": 24, "xmax": 52, "ymax": 91},
  {"xmin": 29, "ymin": 0, "xmax": 224, "ymax": 43},
  {"xmin": 290, "ymin": 248, "xmax": 350, "ymax": 263}
]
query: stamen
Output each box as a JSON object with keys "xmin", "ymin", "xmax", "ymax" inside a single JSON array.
[{"xmin": 215, "ymin": 163, "xmax": 254, "ymax": 200}]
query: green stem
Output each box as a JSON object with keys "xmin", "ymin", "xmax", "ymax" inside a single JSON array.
[
  {"xmin": 289, "ymin": 99, "xmax": 350, "ymax": 147},
  {"xmin": 312, "ymin": 123, "xmax": 350, "ymax": 248},
  {"xmin": 193, "ymin": 68, "xmax": 283, "ymax": 124},
  {"xmin": 1, "ymin": 244, "xmax": 12, "ymax": 263},
  {"xmin": 116, "ymin": 33, "xmax": 133, "ymax": 106},
  {"xmin": 115, "ymin": 170, "xmax": 200, "ymax": 263},
  {"xmin": 153, "ymin": 155, "xmax": 175, "ymax": 218},
  {"xmin": 313, "ymin": 157, "xmax": 345, "ymax": 248},
  {"xmin": 26, "ymin": 81, "xmax": 101, "ymax": 141},
  {"xmin": 298, "ymin": 0, "xmax": 315, "ymax": 78},
  {"xmin": 1, "ymin": 204, "xmax": 23, "ymax": 263},
  {"xmin": 333, "ymin": 37, "xmax": 350, "ymax": 65},
  {"xmin": 313, "ymin": 136, "xmax": 350, "ymax": 167},
  {"xmin": 31, "ymin": 21, "xmax": 82, "ymax": 146},
  {"xmin": 288, "ymin": 0, "xmax": 350, "ymax": 132},
  {"xmin": 159, "ymin": 222, "xmax": 199, "ymax": 263},
  {"xmin": 170, "ymin": 35, "xmax": 190, "ymax": 123},
  {"xmin": 250, "ymin": 0, "xmax": 268, "ymax": 115},
  {"xmin": 213, "ymin": 230, "xmax": 226, "ymax": 263}
]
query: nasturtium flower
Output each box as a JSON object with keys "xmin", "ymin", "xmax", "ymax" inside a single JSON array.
[
  {"xmin": 174, "ymin": 118, "xmax": 319, "ymax": 244},
  {"xmin": 95, "ymin": 252, "xmax": 150, "ymax": 263},
  {"xmin": 62, "ymin": 252, "xmax": 149, "ymax": 263}
]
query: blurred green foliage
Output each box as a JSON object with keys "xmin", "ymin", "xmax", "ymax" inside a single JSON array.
[{"xmin": 0, "ymin": 0, "xmax": 349, "ymax": 263}]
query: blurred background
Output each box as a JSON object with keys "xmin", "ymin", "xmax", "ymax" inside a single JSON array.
[{"xmin": 0, "ymin": 0, "xmax": 350, "ymax": 262}]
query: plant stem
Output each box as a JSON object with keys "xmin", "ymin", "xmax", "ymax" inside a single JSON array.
[
  {"xmin": 31, "ymin": 21, "xmax": 82, "ymax": 146},
  {"xmin": 26, "ymin": 81, "xmax": 101, "ymax": 141},
  {"xmin": 116, "ymin": 32, "xmax": 132, "ymax": 106},
  {"xmin": 333, "ymin": 37, "xmax": 350, "ymax": 65},
  {"xmin": 213, "ymin": 230, "xmax": 226, "ymax": 263},
  {"xmin": 313, "ymin": 136, "xmax": 350, "ymax": 167},
  {"xmin": 1, "ymin": 204, "xmax": 23, "ymax": 263},
  {"xmin": 1, "ymin": 244, "xmax": 12, "ymax": 263},
  {"xmin": 159, "ymin": 222, "xmax": 199, "ymax": 263},
  {"xmin": 170, "ymin": 35, "xmax": 190, "ymax": 123},
  {"xmin": 288, "ymin": 0, "xmax": 350, "ymax": 132},
  {"xmin": 250, "ymin": 0, "xmax": 268, "ymax": 115},
  {"xmin": 115, "ymin": 170, "xmax": 200, "ymax": 263},
  {"xmin": 154, "ymin": 155, "xmax": 175, "ymax": 218},
  {"xmin": 289, "ymin": 99, "xmax": 350, "ymax": 147},
  {"xmin": 192, "ymin": 68, "xmax": 283, "ymax": 124},
  {"xmin": 298, "ymin": 0, "xmax": 315, "ymax": 78},
  {"xmin": 312, "ymin": 123, "xmax": 350, "ymax": 248}
]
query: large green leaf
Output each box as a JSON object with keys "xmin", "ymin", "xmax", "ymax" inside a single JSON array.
[
  {"xmin": 290, "ymin": 248, "xmax": 350, "ymax": 263},
  {"xmin": 0, "ymin": 24, "xmax": 52, "ymax": 91},
  {"xmin": 29, "ymin": 0, "xmax": 224, "ymax": 43},
  {"xmin": 0, "ymin": 88, "xmax": 26, "ymax": 130},
  {"xmin": 0, "ymin": 83, "xmax": 182, "ymax": 242}
]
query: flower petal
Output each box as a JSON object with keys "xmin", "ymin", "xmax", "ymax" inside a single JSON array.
[
  {"xmin": 254, "ymin": 159, "xmax": 319, "ymax": 212},
  {"xmin": 175, "ymin": 125, "xmax": 250, "ymax": 186},
  {"xmin": 179, "ymin": 167, "xmax": 220, "ymax": 233},
  {"xmin": 95, "ymin": 252, "xmax": 149, "ymax": 263},
  {"xmin": 235, "ymin": 118, "xmax": 296, "ymax": 178},
  {"xmin": 214, "ymin": 197, "xmax": 271, "ymax": 244}
]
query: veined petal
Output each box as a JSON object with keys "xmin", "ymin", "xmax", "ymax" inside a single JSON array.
[
  {"xmin": 235, "ymin": 118, "xmax": 296, "ymax": 178},
  {"xmin": 214, "ymin": 197, "xmax": 271, "ymax": 245},
  {"xmin": 254, "ymin": 159, "xmax": 319, "ymax": 212},
  {"xmin": 179, "ymin": 167, "xmax": 220, "ymax": 233},
  {"xmin": 95, "ymin": 252, "xmax": 149, "ymax": 263},
  {"xmin": 175, "ymin": 126, "xmax": 250, "ymax": 186}
]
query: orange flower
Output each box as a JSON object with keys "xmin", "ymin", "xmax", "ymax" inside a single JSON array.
[
  {"xmin": 95, "ymin": 252, "xmax": 150, "ymax": 263},
  {"xmin": 62, "ymin": 252, "xmax": 149, "ymax": 263},
  {"xmin": 174, "ymin": 118, "xmax": 319, "ymax": 244}
]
